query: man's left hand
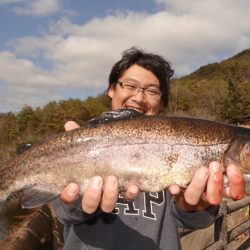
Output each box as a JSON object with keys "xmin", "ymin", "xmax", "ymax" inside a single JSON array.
[{"xmin": 169, "ymin": 161, "xmax": 246, "ymax": 211}]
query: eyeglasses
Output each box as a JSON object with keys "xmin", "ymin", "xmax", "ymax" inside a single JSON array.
[{"xmin": 117, "ymin": 80, "xmax": 162, "ymax": 101}]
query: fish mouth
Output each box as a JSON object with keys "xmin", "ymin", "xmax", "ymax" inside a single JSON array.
[{"xmin": 125, "ymin": 106, "xmax": 146, "ymax": 114}]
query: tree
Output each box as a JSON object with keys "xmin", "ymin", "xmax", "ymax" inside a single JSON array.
[
  {"xmin": 218, "ymin": 64, "xmax": 249, "ymax": 124},
  {"xmin": 0, "ymin": 112, "xmax": 19, "ymax": 144},
  {"xmin": 83, "ymin": 94, "xmax": 111, "ymax": 119}
]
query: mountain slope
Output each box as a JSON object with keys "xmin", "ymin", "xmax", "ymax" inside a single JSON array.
[{"xmin": 168, "ymin": 49, "xmax": 250, "ymax": 121}]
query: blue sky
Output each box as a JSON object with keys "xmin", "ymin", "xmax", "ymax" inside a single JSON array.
[{"xmin": 0, "ymin": 0, "xmax": 249, "ymax": 112}]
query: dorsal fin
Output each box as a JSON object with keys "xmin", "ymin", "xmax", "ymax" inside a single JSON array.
[{"xmin": 87, "ymin": 109, "xmax": 143, "ymax": 124}]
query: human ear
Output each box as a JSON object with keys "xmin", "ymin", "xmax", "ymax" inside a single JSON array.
[{"xmin": 107, "ymin": 85, "xmax": 115, "ymax": 98}]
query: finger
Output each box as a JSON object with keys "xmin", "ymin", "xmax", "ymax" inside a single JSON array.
[
  {"xmin": 124, "ymin": 185, "xmax": 140, "ymax": 202},
  {"xmin": 82, "ymin": 176, "xmax": 103, "ymax": 214},
  {"xmin": 226, "ymin": 164, "xmax": 245, "ymax": 200},
  {"xmin": 184, "ymin": 166, "xmax": 209, "ymax": 205},
  {"xmin": 64, "ymin": 121, "xmax": 80, "ymax": 131},
  {"xmin": 100, "ymin": 176, "xmax": 119, "ymax": 212},
  {"xmin": 206, "ymin": 161, "xmax": 223, "ymax": 205},
  {"xmin": 168, "ymin": 184, "xmax": 182, "ymax": 195},
  {"xmin": 61, "ymin": 183, "xmax": 80, "ymax": 203}
]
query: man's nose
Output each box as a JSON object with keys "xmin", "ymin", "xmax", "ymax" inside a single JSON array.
[{"xmin": 131, "ymin": 89, "xmax": 146, "ymax": 102}]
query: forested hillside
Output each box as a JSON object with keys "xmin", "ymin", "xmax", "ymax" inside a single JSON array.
[
  {"xmin": 167, "ymin": 49, "xmax": 250, "ymax": 121},
  {"xmin": 0, "ymin": 95, "xmax": 111, "ymax": 164},
  {"xmin": 0, "ymin": 49, "xmax": 249, "ymax": 164}
]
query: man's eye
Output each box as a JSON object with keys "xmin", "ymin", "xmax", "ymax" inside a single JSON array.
[
  {"xmin": 125, "ymin": 84, "xmax": 137, "ymax": 90},
  {"xmin": 147, "ymin": 89, "xmax": 160, "ymax": 95}
]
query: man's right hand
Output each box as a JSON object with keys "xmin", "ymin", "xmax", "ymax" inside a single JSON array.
[{"xmin": 60, "ymin": 121, "xmax": 140, "ymax": 214}]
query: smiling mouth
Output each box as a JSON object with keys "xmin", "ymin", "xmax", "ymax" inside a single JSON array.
[{"xmin": 125, "ymin": 106, "xmax": 146, "ymax": 114}]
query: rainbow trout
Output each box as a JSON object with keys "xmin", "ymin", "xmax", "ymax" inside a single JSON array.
[{"xmin": 0, "ymin": 109, "xmax": 250, "ymax": 209}]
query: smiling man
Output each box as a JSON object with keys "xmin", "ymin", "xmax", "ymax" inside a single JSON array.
[
  {"xmin": 108, "ymin": 64, "xmax": 163, "ymax": 115},
  {"xmin": 53, "ymin": 47, "xmax": 245, "ymax": 250}
]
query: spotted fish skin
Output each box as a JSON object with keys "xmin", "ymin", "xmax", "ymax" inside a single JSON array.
[{"xmin": 0, "ymin": 109, "xmax": 249, "ymax": 209}]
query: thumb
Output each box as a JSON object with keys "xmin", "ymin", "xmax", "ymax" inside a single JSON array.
[
  {"xmin": 64, "ymin": 121, "xmax": 80, "ymax": 131},
  {"xmin": 61, "ymin": 183, "xmax": 80, "ymax": 203}
]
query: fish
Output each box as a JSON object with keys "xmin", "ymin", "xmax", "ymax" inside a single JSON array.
[{"xmin": 0, "ymin": 109, "xmax": 250, "ymax": 209}]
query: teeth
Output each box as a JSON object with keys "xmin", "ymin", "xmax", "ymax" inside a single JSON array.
[{"xmin": 126, "ymin": 107, "xmax": 145, "ymax": 113}]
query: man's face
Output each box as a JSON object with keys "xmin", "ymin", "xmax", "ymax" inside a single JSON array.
[{"xmin": 108, "ymin": 64, "xmax": 163, "ymax": 115}]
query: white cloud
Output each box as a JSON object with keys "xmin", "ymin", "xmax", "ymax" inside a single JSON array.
[
  {"xmin": 0, "ymin": 0, "xmax": 62, "ymax": 16},
  {"xmin": 15, "ymin": 0, "xmax": 61, "ymax": 16},
  {"xmin": 0, "ymin": 0, "xmax": 24, "ymax": 3},
  {"xmin": 1, "ymin": 0, "xmax": 250, "ymax": 111},
  {"xmin": 13, "ymin": 3, "xmax": 250, "ymax": 73}
]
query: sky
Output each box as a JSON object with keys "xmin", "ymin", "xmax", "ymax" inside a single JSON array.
[{"xmin": 0, "ymin": 0, "xmax": 249, "ymax": 112}]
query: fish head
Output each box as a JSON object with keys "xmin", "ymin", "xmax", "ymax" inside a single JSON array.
[
  {"xmin": 239, "ymin": 139, "xmax": 250, "ymax": 195},
  {"xmin": 224, "ymin": 135, "xmax": 250, "ymax": 195},
  {"xmin": 240, "ymin": 140, "xmax": 250, "ymax": 174},
  {"xmin": 224, "ymin": 136, "xmax": 250, "ymax": 174}
]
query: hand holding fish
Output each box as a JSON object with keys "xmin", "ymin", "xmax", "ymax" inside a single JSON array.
[
  {"xmin": 1, "ymin": 110, "xmax": 249, "ymax": 212},
  {"xmin": 59, "ymin": 111, "xmax": 248, "ymax": 214},
  {"xmin": 168, "ymin": 162, "xmax": 245, "ymax": 211},
  {"xmin": 60, "ymin": 159, "xmax": 245, "ymax": 214},
  {"xmin": 61, "ymin": 176, "xmax": 139, "ymax": 214},
  {"xmin": 61, "ymin": 121, "xmax": 140, "ymax": 214},
  {"xmin": 61, "ymin": 119, "xmax": 246, "ymax": 214}
]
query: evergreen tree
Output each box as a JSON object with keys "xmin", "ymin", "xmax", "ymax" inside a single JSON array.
[{"xmin": 218, "ymin": 64, "xmax": 249, "ymax": 124}]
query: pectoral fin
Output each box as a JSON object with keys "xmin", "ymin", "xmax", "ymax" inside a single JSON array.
[{"xmin": 21, "ymin": 188, "xmax": 59, "ymax": 209}]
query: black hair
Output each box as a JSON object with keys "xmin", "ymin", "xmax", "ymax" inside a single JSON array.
[{"xmin": 108, "ymin": 47, "xmax": 174, "ymax": 107}]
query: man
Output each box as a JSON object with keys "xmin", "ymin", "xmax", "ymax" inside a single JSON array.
[{"xmin": 53, "ymin": 47, "xmax": 245, "ymax": 249}]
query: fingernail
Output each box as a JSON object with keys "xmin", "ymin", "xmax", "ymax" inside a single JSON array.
[
  {"xmin": 108, "ymin": 177, "xmax": 118, "ymax": 188},
  {"xmin": 64, "ymin": 121, "xmax": 79, "ymax": 131},
  {"xmin": 197, "ymin": 167, "xmax": 209, "ymax": 179},
  {"xmin": 91, "ymin": 176, "xmax": 103, "ymax": 188},
  {"xmin": 68, "ymin": 184, "xmax": 78, "ymax": 196},
  {"xmin": 130, "ymin": 186, "xmax": 139, "ymax": 196},
  {"xmin": 211, "ymin": 162, "xmax": 220, "ymax": 173},
  {"xmin": 227, "ymin": 164, "xmax": 239, "ymax": 175}
]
